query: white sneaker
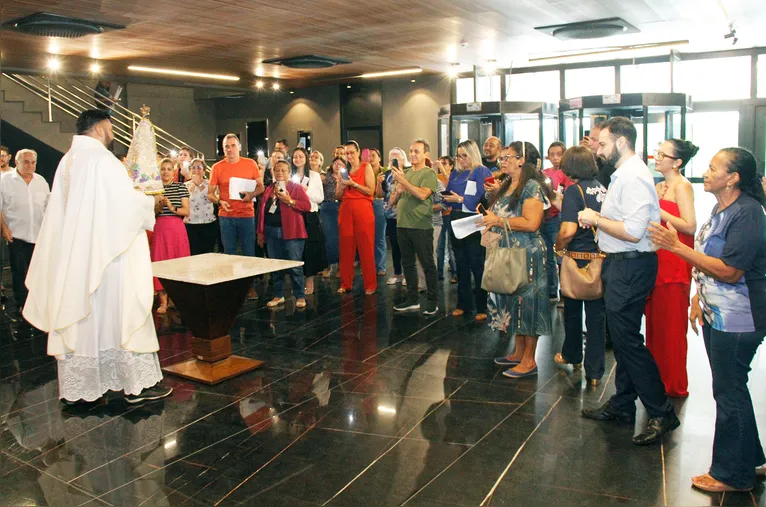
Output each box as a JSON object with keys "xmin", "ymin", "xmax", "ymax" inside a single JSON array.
[
  {"xmin": 386, "ymin": 276, "xmax": 401, "ymax": 285},
  {"xmin": 267, "ymin": 297, "xmax": 285, "ymax": 308}
]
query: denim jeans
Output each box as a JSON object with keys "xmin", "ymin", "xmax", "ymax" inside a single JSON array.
[
  {"xmin": 540, "ymin": 216, "xmax": 560, "ymax": 297},
  {"xmin": 703, "ymin": 323, "xmax": 765, "ymax": 489},
  {"xmin": 265, "ymin": 226, "xmax": 306, "ymax": 299},
  {"xmin": 320, "ymin": 201, "xmax": 340, "ymax": 265},
  {"xmin": 219, "ymin": 217, "xmax": 255, "ymax": 257},
  {"xmin": 436, "ymin": 214, "xmax": 456, "ymax": 279},
  {"xmin": 373, "ymin": 199, "xmax": 387, "ymax": 273}
]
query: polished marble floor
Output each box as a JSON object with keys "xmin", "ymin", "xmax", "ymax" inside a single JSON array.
[{"xmin": 2, "ymin": 267, "xmax": 766, "ymax": 507}]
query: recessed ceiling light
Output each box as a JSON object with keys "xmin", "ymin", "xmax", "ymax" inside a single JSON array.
[
  {"xmin": 411, "ymin": 79, "xmax": 416, "ymax": 83},
  {"xmin": 127, "ymin": 65, "xmax": 240, "ymax": 81},
  {"xmin": 289, "ymin": 89, "xmax": 295, "ymax": 94},
  {"xmin": 359, "ymin": 67, "xmax": 422, "ymax": 79},
  {"xmin": 89, "ymin": 63, "xmax": 101, "ymax": 73},
  {"xmin": 346, "ymin": 85, "xmax": 351, "ymax": 89},
  {"xmin": 255, "ymin": 81, "xmax": 264, "ymax": 88},
  {"xmin": 47, "ymin": 57, "xmax": 61, "ymax": 72},
  {"xmin": 448, "ymin": 63, "xmax": 460, "ymax": 78},
  {"xmin": 272, "ymin": 83, "xmax": 280, "ymax": 90}
]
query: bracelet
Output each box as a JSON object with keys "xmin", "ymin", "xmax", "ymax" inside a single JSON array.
[{"xmin": 594, "ymin": 215, "xmax": 601, "ymax": 228}]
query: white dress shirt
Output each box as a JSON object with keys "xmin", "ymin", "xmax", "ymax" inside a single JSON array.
[
  {"xmin": 300, "ymin": 170, "xmax": 324, "ymax": 212},
  {"xmin": 597, "ymin": 154, "xmax": 660, "ymax": 254},
  {"xmin": 0, "ymin": 170, "xmax": 50, "ymax": 243}
]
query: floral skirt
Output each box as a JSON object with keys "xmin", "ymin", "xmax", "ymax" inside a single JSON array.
[{"xmin": 487, "ymin": 237, "xmax": 552, "ymax": 336}]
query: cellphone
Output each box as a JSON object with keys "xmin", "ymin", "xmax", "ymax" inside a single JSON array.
[
  {"xmin": 440, "ymin": 190, "xmax": 452, "ymax": 196},
  {"xmin": 340, "ymin": 168, "xmax": 350, "ymax": 180},
  {"xmin": 484, "ymin": 177, "xmax": 496, "ymax": 185},
  {"xmin": 477, "ymin": 204, "xmax": 488, "ymax": 216},
  {"xmin": 277, "ymin": 181, "xmax": 287, "ymax": 192},
  {"xmin": 239, "ymin": 192, "xmax": 247, "ymax": 199},
  {"xmin": 584, "ymin": 130, "xmax": 591, "ymax": 137},
  {"xmin": 391, "ymin": 158, "xmax": 399, "ymax": 169},
  {"xmin": 361, "ymin": 149, "xmax": 370, "ymax": 163}
]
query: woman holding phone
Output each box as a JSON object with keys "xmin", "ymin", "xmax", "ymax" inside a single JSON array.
[
  {"xmin": 336, "ymin": 141, "xmax": 377, "ymax": 295},
  {"xmin": 293, "ymin": 148, "xmax": 327, "ymax": 295},
  {"xmin": 383, "ymin": 148, "xmax": 409, "ymax": 285},
  {"xmin": 479, "ymin": 143, "xmax": 551, "ymax": 379},
  {"xmin": 443, "ymin": 139, "xmax": 493, "ymax": 321},
  {"xmin": 257, "ymin": 160, "xmax": 312, "ymax": 309},
  {"xmin": 320, "ymin": 156, "xmax": 344, "ymax": 277}
]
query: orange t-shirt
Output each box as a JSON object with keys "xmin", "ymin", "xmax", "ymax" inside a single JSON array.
[{"xmin": 210, "ymin": 157, "xmax": 261, "ymax": 218}]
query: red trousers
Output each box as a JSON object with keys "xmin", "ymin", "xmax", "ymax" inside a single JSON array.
[
  {"xmin": 338, "ymin": 199, "xmax": 377, "ymax": 292},
  {"xmin": 644, "ymin": 283, "xmax": 690, "ymax": 397}
]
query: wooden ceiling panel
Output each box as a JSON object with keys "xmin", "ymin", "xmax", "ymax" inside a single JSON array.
[{"xmin": 1, "ymin": 0, "xmax": 765, "ymax": 87}]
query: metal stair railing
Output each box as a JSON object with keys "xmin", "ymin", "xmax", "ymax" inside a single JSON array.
[{"xmin": 1, "ymin": 72, "xmax": 204, "ymax": 157}]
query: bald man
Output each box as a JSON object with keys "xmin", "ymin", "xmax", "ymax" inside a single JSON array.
[{"xmin": 482, "ymin": 136, "xmax": 502, "ymax": 171}]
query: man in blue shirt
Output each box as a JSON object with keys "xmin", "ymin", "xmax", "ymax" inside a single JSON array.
[{"xmin": 578, "ymin": 117, "xmax": 679, "ymax": 445}]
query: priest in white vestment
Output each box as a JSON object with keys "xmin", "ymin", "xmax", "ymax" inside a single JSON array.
[{"xmin": 23, "ymin": 109, "xmax": 172, "ymax": 404}]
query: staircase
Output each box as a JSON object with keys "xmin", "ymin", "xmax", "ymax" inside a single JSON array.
[{"xmin": 0, "ymin": 73, "xmax": 202, "ymax": 156}]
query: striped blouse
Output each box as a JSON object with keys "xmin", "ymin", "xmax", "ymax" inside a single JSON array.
[{"xmin": 157, "ymin": 182, "xmax": 190, "ymax": 217}]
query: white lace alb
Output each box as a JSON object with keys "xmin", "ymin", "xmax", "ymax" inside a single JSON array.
[{"xmin": 57, "ymin": 349, "xmax": 163, "ymax": 402}]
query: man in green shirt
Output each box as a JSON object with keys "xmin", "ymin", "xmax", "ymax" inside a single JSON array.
[{"xmin": 390, "ymin": 139, "xmax": 439, "ymax": 315}]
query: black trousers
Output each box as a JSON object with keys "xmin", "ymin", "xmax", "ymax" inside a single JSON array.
[
  {"xmin": 185, "ymin": 222, "xmax": 218, "ymax": 256},
  {"xmin": 603, "ymin": 254, "xmax": 674, "ymax": 417},
  {"xmin": 398, "ymin": 227, "xmax": 437, "ymax": 304},
  {"xmin": 8, "ymin": 238, "xmax": 35, "ymax": 311},
  {"xmin": 386, "ymin": 218, "xmax": 402, "ymax": 275},
  {"xmin": 563, "ymin": 295, "xmax": 605, "ymax": 380},
  {"xmin": 450, "ymin": 212, "xmax": 487, "ymax": 313}
]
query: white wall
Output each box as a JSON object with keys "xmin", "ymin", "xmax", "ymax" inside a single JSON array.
[
  {"xmin": 215, "ymin": 85, "xmax": 341, "ymax": 161},
  {"xmin": 382, "ymin": 75, "xmax": 451, "ymax": 157}
]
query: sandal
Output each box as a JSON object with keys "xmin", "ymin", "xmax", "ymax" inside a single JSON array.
[
  {"xmin": 554, "ymin": 353, "xmax": 582, "ymax": 370},
  {"xmin": 156, "ymin": 304, "xmax": 168, "ymax": 315},
  {"xmin": 296, "ymin": 298, "xmax": 307, "ymax": 309},
  {"xmin": 365, "ymin": 289, "xmax": 376, "ymax": 296},
  {"xmin": 691, "ymin": 473, "xmax": 752, "ymax": 492},
  {"xmin": 337, "ymin": 287, "xmax": 349, "ymax": 294},
  {"xmin": 452, "ymin": 309, "xmax": 465, "ymax": 317},
  {"xmin": 474, "ymin": 313, "xmax": 487, "ymax": 322}
]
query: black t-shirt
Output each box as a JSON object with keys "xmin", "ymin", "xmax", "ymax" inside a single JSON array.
[
  {"xmin": 560, "ymin": 179, "xmax": 606, "ymax": 253},
  {"xmin": 482, "ymin": 157, "xmax": 499, "ymax": 172},
  {"xmin": 264, "ymin": 196, "xmax": 282, "ymax": 228}
]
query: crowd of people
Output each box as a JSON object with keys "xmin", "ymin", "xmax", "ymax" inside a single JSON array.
[{"xmin": 1, "ymin": 110, "xmax": 765, "ymax": 495}]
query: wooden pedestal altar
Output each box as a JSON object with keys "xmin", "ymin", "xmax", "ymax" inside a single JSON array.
[{"xmin": 152, "ymin": 253, "xmax": 303, "ymax": 384}]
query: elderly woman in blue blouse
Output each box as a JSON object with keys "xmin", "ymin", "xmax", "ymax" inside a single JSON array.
[
  {"xmin": 443, "ymin": 139, "xmax": 493, "ymax": 320},
  {"xmin": 478, "ymin": 142, "xmax": 552, "ymax": 379},
  {"xmin": 649, "ymin": 147, "xmax": 766, "ymax": 494}
]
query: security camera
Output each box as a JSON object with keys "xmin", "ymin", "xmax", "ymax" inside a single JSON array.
[
  {"xmin": 724, "ymin": 23, "xmax": 737, "ymax": 45},
  {"xmin": 460, "ymin": 40, "xmax": 468, "ymax": 48}
]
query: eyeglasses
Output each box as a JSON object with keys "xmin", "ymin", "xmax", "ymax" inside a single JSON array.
[
  {"xmin": 654, "ymin": 150, "xmax": 679, "ymax": 162},
  {"xmin": 498, "ymin": 155, "xmax": 522, "ymax": 162},
  {"xmin": 456, "ymin": 153, "xmax": 469, "ymax": 159}
]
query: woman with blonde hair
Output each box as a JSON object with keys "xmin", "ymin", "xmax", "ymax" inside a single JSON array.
[{"xmin": 443, "ymin": 139, "xmax": 493, "ymax": 320}]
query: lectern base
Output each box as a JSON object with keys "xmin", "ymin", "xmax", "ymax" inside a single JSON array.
[{"xmin": 162, "ymin": 356, "xmax": 264, "ymax": 385}]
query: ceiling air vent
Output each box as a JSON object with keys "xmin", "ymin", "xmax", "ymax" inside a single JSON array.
[
  {"xmin": 262, "ymin": 55, "xmax": 352, "ymax": 69},
  {"xmin": 1, "ymin": 12, "xmax": 126, "ymax": 38},
  {"xmin": 535, "ymin": 17, "xmax": 639, "ymax": 40}
]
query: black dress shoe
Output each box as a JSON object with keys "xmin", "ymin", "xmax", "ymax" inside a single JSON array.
[
  {"xmin": 632, "ymin": 413, "xmax": 680, "ymax": 445},
  {"xmin": 581, "ymin": 400, "xmax": 635, "ymax": 424}
]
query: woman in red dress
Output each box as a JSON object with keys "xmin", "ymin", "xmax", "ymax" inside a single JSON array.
[
  {"xmin": 336, "ymin": 141, "xmax": 377, "ymax": 295},
  {"xmin": 645, "ymin": 139, "xmax": 699, "ymax": 397}
]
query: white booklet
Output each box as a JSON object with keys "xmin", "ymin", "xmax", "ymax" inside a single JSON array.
[
  {"xmin": 451, "ymin": 213, "xmax": 485, "ymax": 239},
  {"xmin": 229, "ymin": 177, "xmax": 257, "ymax": 201}
]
